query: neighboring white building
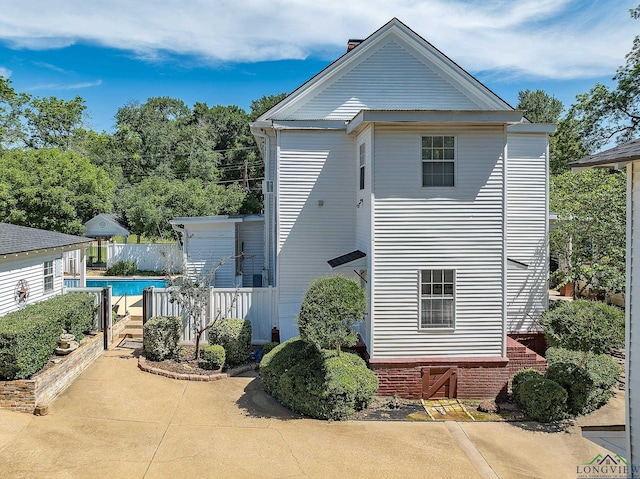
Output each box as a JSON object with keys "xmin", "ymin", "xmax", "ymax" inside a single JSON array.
[
  {"xmin": 170, "ymin": 215, "xmax": 265, "ymax": 288},
  {"xmin": 571, "ymin": 138, "xmax": 640, "ymax": 471},
  {"xmin": 250, "ymin": 18, "xmax": 552, "ymax": 399},
  {"xmin": 0, "ymin": 223, "xmax": 90, "ymax": 316}
]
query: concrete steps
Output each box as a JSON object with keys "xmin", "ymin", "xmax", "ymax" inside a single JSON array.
[{"xmin": 118, "ymin": 316, "xmax": 143, "ymax": 340}]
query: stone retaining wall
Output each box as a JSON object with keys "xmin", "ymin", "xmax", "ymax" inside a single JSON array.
[{"xmin": 0, "ymin": 332, "xmax": 104, "ymax": 413}]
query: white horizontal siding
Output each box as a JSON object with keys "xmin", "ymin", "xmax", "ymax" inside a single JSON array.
[
  {"xmin": 628, "ymin": 161, "xmax": 640, "ymax": 466},
  {"xmin": 183, "ymin": 223, "xmax": 237, "ymax": 288},
  {"xmin": 506, "ymin": 133, "xmax": 548, "ymax": 332},
  {"xmin": 284, "ymin": 38, "xmax": 481, "ymax": 121},
  {"xmin": 371, "ymin": 126, "xmax": 505, "ymax": 358},
  {"xmin": 0, "ymin": 252, "xmax": 64, "ymax": 316},
  {"xmin": 277, "ymin": 130, "xmax": 356, "ymax": 339}
]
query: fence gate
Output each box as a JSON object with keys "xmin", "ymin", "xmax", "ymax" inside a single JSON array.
[{"xmin": 422, "ymin": 366, "xmax": 457, "ymax": 399}]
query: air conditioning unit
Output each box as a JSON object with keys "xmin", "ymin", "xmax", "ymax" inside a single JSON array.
[{"xmin": 262, "ymin": 180, "xmax": 274, "ymax": 194}]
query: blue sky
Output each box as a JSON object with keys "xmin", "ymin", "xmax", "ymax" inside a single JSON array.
[{"xmin": 0, "ymin": 0, "xmax": 637, "ymax": 132}]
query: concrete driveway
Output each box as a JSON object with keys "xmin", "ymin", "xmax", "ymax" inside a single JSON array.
[{"xmin": 0, "ymin": 348, "xmax": 622, "ymax": 478}]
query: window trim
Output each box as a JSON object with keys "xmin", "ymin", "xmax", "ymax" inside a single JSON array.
[
  {"xmin": 43, "ymin": 260, "xmax": 54, "ymax": 293},
  {"xmin": 420, "ymin": 135, "xmax": 457, "ymax": 189},
  {"xmin": 359, "ymin": 142, "xmax": 366, "ymax": 190},
  {"xmin": 418, "ymin": 268, "xmax": 456, "ymax": 331}
]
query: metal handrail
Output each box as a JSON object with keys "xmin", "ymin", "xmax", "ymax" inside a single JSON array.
[{"xmin": 111, "ymin": 292, "xmax": 128, "ymax": 318}]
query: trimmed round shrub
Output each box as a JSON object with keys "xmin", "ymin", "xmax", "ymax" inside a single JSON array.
[
  {"xmin": 260, "ymin": 337, "xmax": 378, "ymax": 420},
  {"xmin": 297, "ymin": 276, "xmax": 365, "ymax": 352},
  {"xmin": 518, "ymin": 377, "xmax": 568, "ymax": 422},
  {"xmin": 143, "ymin": 316, "xmax": 181, "ymax": 361},
  {"xmin": 207, "ymin": 318, "xmax": 251, "ymax": 367},
  {"xmin": 261, "ymin": 341, "xmax": 279, "ymax": 356},
  {"xmin": 201, "ymin": 344, "xmax": 225, "ymax": 370},
  {"xmin": 545, "ymin": 347, "xmax": 621, "ymax": 416},
  {"xmin": 511, "ymin": 368, "xmax": 543, "ymax": 406},
  {"xmin": 540, "ymin": 300, "xmax": 624, "ymax": 354}
]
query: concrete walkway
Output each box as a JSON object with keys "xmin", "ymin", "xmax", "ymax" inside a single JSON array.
[{"xmin": 0, "ymin": 348, "xmax": 621, "ymax": 478}]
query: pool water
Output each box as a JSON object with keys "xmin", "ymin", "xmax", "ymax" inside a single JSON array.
[{"xmin": 65, "ymin": 278, "xmax": 169, "ymax": 296}]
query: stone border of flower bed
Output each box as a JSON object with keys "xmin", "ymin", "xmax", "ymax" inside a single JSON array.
[{"xmin": 137, "ymin": 355, "xmax": 257, "ymax": 381}]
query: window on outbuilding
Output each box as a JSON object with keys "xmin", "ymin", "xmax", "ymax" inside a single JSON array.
[
  {"xmin": 359, "ymin": 143, "xmax": 366, "ymax": 190},
  {"xmin": 422, "ymin": 136, "xmax": 455, "ymax": 187},
  {"xmin": 420, "ymin": 269, "xmax": 455, "ymax": 328},
  {"xmin": 44, "ymin": 260, "xmax": 54, "ymax": 292}
]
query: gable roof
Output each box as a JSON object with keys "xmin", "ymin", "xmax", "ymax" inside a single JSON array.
[
  {"xmin": 570, "ymin": 139, "xmax": 640, "ymax": 169},
  {"xmin": 84, "ymin": 213, "xmax": 129, "ymax": 238},
  {"xmin": 0, "ymin": 222, "xmax": 91, "ymax": 256},
  {"xmin": 254, "ymin": 18, "xmax": 513, "ymax": 123}
]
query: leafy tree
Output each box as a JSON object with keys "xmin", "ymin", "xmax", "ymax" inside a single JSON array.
[
  {"xmin": 517, "ymin": 89, "xmax": 563, "ymax": 123},
  {"xmin": 0, "ymin": 148, "xmax": 114, "ymax": 234},
  {"xmin": 297, "ymin": 276, "xmax": 366, "ymax": 354},
  {"xmin": 550, "ymin": 168, "xmax": 626, "ymax": 298},
  {"xmin": 516, "ymin": 88, "xmax": 588, "ymax": 174},
  {"xmin": 0, "ymin": 77, "xmax": 30, "ymax": 148},
  {"xmin": 570, "ymin": 4, "xmax": 640, "ymax": 148},
  {"xmin": 118, "ymin": 177, "xmax": 247, "ymax": 238},
  {"xmin": 22, "ymin": 95, "xmax": 86, "ymax": 150},
  {"xmin": 248, "ymin": 92, "xmax": 287, "ymax": 122}
]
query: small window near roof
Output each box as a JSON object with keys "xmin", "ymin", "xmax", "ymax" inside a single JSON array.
[
  {"xmin": 420, "ymin": 269, "xmax": 455, "ymax": 328},
  {"xmin": 422, "ymin": 136, "xmax": 455, "ymax": 187}
]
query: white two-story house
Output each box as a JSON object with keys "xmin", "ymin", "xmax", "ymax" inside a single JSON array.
[{"xmin": 250, "ymin": 18, "xmax": 552, "ymax": 399}]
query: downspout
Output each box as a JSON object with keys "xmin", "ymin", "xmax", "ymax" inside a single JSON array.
[{"xmin": 253, "ymin": 128, "xmax": 271, "ymax": 286}]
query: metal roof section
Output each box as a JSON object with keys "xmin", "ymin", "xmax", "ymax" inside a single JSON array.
[
  {"xmin": 169, "ymin": 214, "xmax": 264, "ymax": 225},
  {"xmin": 0, "ymin": 222, "xmax": 91, "ymax": 256},
  {"xmin": 327, "ymin": 250, "xmax": 367, "ymax": 270},
  {"xmin": 570, "ymin": 138, "xmax": 640, "ymax": 169}
]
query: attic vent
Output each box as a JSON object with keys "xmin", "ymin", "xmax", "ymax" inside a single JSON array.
[
  {"xmin": 262, "ymin": 180, "xmax": 274, "ymax": 194},
  {"xmin": 347, "ymin": 39, "xmax": 363, "ymax": 52}
]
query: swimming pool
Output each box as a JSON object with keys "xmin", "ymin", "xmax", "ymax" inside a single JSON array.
[{"xmin": 64, "ymin": 278, "xmax": 169, "ymax": 296}]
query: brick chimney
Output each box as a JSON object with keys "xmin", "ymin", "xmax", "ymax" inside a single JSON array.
[{"xmin": 347, "ymin": 39, "xmax": 364, "ymax": 52}]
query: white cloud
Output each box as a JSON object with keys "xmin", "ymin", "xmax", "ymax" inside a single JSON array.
[
  {"xmin": 0, "ymin": 67, "xmax": 12, "ymax": 78},
  {"xmin": 0, "ymin": 0, "xmax": 637, "ymax": 79},
  {"xmin": 25, "ymin": 79, "xmax": 102, "ymax": 91}
]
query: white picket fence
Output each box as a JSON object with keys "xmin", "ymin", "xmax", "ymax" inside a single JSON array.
[
  {"xmin": 107, "ymin": 243, "xmax": 183, "ymax": 273},
  {"xmin": 144, "ymin": 287, "xmax": 277, "ymax": 345}
]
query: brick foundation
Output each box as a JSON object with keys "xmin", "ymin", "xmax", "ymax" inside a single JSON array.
[
  {"xmin": 0, "ymin": 332, "xmax": 104, "ymax": 413},
  {"xmin": 370, "ymin": 338, "xmax": 547, "ymax": 400}
]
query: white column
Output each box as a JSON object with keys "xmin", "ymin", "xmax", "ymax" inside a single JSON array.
[{"xmin": 79, "ymin": 246, "xmax": 86, "ymax": 287}]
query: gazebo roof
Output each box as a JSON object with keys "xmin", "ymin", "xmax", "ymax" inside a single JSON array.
[{"xmin": 84, "ymin": 213, "xmax": 129, "ymax": 238}]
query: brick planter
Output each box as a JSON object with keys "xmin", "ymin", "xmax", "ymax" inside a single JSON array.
[
  {"xmin": 0, "ymin": 333, "xmax": 104, "ymax": 414},
  {"xmin": 138, "ymin": 355, "xmax": 257, "ymax": 381}
]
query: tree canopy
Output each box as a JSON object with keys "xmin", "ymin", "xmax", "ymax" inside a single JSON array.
[
  {"xmin": 569, "ymin": 4, "xmax": 640, "ymax": 148},
  {"xmin": 0, "ymin": 148, "xmax": 114, "ymax": 235},
  {"xmin": 550, "ymin": 168, "xmax": 626, "ymax": 298}
]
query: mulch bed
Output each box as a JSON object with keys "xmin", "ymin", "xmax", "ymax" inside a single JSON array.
[{"xmin": 138, "ymin": 345, "xmax": 256, "ymax": 381}]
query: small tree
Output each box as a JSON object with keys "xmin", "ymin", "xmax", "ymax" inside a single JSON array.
[
  {"xmin": 297, "ymin": 276, "xmax": 366, "ymax": 354},
  {"xmin": 167, "ymin": 255, "xmax": 238, "ymax": 360}
]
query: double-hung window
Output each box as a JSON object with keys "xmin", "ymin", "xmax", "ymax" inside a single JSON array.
[
  {"xmin": 44, "ymin": 260, "xmax": 54, "ymax": 292},
  {"xmin": 422, "ymin": 136, "xmax": 455, "ymax": 187},
  {"xmin": 359, "ymin": 143, "xmax": 365, "ymax": 190},
  {"xmin": 420, "ymin": 269, "xmax": 455, "ymax": 328}
]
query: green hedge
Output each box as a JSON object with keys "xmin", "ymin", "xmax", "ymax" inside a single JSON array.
[
  {"xmin": 207, "ymin": 319, "xmax": 252, "ymax": 366},
  {"xmin": 143, "ymin": 316, "xmax": 182, "ymax": 361},
  {"xmin": 105, "ymin": 260, "xmax": 138, "ymax": 276},
  {"xmin": 518, "ymin": 377, "xmax": 568, "ymax": 422},
  {"xmin": 201, "ymin": 344, "xmax": 225, "ymax": 370},
  {"xmin": 261, "ymin": 341, "xmax": 279, "ymax": 356},
  {"xmin": 511, "ymin": 368, "xmax": 543, "ymax": 406},
  {"xmin": 540, "ymin": 300, "xmax": 624, "ymax": 354},
  {"xmin": 260, "ymin": 337, "xmax": 378, "ymax": 420},
  {"xmin": 0, "ymin": 293, "xmax": 96, "ymax": 380},
  {"xmin": 545, "ymin": 347, "xmax": 621, "ymax": 416}
]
